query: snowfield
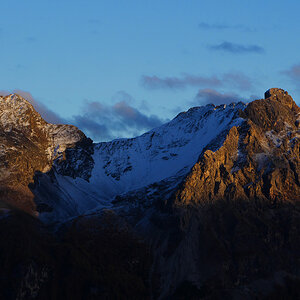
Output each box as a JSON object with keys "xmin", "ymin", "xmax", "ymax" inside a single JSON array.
[{"xmin": 34, "ymin": 102, "xmax": 246, "ymax": 223}]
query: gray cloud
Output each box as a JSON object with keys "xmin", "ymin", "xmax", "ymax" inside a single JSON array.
[
  {"xmin": 199, "ymin": 22, "xmax": 251, "ymax": 31},
  {"xmin": 209, "ymin": 42, "xmax": 264, "ymax": 54},
  {"xmin": 195, "ymin": 89, "xmax": 241, "ymax": 105},
  {"xmin": 141, "ymin": 72, "xmax": 252, "ymax": 91},
  {"xmin": 73, "ymin": 100, "xmax": 165, "ymax": 141},
  {"xmin": 73, "ymin": 115, "xmax": 111, "ymax": 140},
  {"xmin": 222, "ymin": 72, "xmax": 253, "ymax": 90},
  {"xmin": 112, "ymin": 90, "xmax": 134, "ymax": 103},
  {"xmin": 282, "ymin": 64, "xmax": 300, "ymax": 82},
  {"xmin": 141, "ymin": 74, "xmax": 221, "ymax": 90}
]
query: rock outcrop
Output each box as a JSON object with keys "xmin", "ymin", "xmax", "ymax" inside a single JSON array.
[{"xmin": 174, "ymin": 88, "xmax": 300, "ymax": 206}]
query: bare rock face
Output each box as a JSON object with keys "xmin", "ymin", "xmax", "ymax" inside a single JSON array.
[
  {"xmin": 175, "ymin": 89, "xmax": 300, "ymax": 206},
  {"xmin": 264, "ymin": 88, "xmax": 300, "ymax": 112},
  {"xmin": 0, "ymin": 94, "xmax": 91, "ymax": 215}
]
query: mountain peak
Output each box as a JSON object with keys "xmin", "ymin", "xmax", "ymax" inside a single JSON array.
[
  {"xmin": 1, "ymin": 93, "xmax": 33, "ymax": 108},
  {"xmin": 264, "ymin": 87, "xmax": 287, "ymax": 98},
  {"xmin": 241, "ymin": 88, "xmax": 300, "ymax": 133},
  {"xmin": 264, "ymin": 88, "xmax": 299, "ymax": 112},
  {"xmin": 0, "ymin": 93, "xmax": 47, "ymax": 133}
]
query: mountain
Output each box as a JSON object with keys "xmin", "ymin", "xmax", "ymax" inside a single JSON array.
[
  {"xmin": 0, "ymin": 88, "xmax": 299, "ymax": 299},
  {"xmin": 0, "ymin": 93, "xmax": 91, "ymax": 215}
]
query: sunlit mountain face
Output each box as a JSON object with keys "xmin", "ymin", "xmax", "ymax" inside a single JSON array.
[{"xmin": 0, "ymin": 88, "xmax": 299, "ymax": 299}]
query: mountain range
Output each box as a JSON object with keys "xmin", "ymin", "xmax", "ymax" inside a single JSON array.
[{"xmin": 0, "ymin": 88, "xmax": 299, "ymax": 299}]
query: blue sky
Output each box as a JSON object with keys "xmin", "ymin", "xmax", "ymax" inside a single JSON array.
[{"xmin": 0, "ymin": 0, "xmax": 299, "ymax": 141}]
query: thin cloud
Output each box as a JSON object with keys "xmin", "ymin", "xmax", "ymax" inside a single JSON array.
[
  {"xmin": 199, "ymin": 22, "xmax": 251, "ymax": 31},
  {"xmin": 73, "ymin": 115, "xmax": 111, "ymax": 140},
  {"xmin": 209, "ymin": 42, "xmax": 264, "ymax": 54},
  {"xmin": 141, "ymin": 74, "xmax": 221, "ymax": 90},
  {"xmin": 222, "ymin": 72, "xmax": 253, "ymax": 90},
  {"xmin": 112, "ymin": 90, "xmax": 134, "ymax": 103},
  {"xmin": 282, "ymin": 64, "xmax": 300, "ymax": 82},
  {"xmin": 114, "ymin": 101, "xmax": 163, "ymax": 129},
  {"xmin": 195, "ymin": 89, "xmax": 241, "ymax": 105},
  {"xmin": 13, "ymin": 90, "xmax": 65, "ymax": 124},
  {"xmin": 73, "ymin": 100, "xmax": 165, "ymax": 141},
  {"xmin": 141, "ymin": 72, "xmax": 252, "ymax": 91}
]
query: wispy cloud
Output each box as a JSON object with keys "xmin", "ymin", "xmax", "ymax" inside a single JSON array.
[
  {"xmin": 141, "ymin": 74, "xmax": 221, "ymax": 90},
  {"xmin": 73, "ymin": 99, "xmax": 165, "ymax": 141},
  {"xmin": 199, "ymin": 22, "xmax": 251, "ymax": 31},
  {"xmin": 141, "ymin": 71, "xmax": 252, "ymax": 91},
  {"xmin": 282, "ymin": 64, "xmax": 300, "ymax": 82},
  {"xmin": 73, "ymin": 115, "xmax": 110, "ymax": 140},
  {"xmin": 222, "ymin": 72, "xmax": 253, "ymax": 90},
  {"xmin": 194, "ymin": 89, "xmax": 242, "ymax": 105},
  {"xmin": 112, "ymin": 90, "xmax": 134, "ymax": 103},
  {"xmin": 209, "ymin": 42, "xmax": 264, "ymax": 54}
]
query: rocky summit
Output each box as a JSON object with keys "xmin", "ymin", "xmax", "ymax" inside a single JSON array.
[
  {"xmin": 0, "ymin": 89, "xmax": 299, "ymax": 299},
  {"xmin": 0, "ymin": 94, "xmax": 92, "ymax": 215}
]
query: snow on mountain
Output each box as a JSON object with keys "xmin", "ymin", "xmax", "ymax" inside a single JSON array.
[{"xmin": 34, "ymin": 101, "xmax": 246, "ymax": 223}]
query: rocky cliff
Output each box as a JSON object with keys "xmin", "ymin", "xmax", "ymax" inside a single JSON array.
[
  {"xmin": 175, "ymin": 88, "xmax": 300, "ymax": 206},
  {"xmin": 0, "ymin": 93, "xmax": 92, "ymax": 215}
]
